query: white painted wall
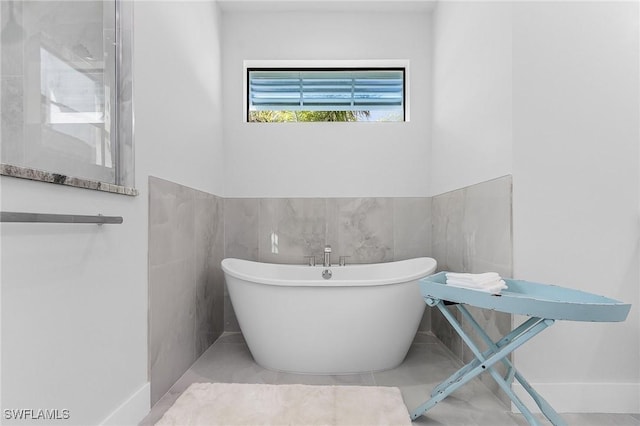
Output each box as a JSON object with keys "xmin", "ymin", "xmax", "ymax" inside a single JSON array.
[
  {"xmin": 0, "ymin": 1, "xmax": 224, "ymax": 424},
  {"xmin": 430, "ymin": 1, "xmax": 513, "ymax": 196},
  {"xmin": 511, "ymin": 1, "xmax": 640, "ymax": 412},
  {"xmin": 137, "ymin": 1, "xmax": 224, "ymax": 196},
  {"xmin": 432, "ymin": 0, "xmax": 639, "ymax": 413},
  {"xmin": 221, "ymin": 8, "xmax": 432, "ymax": 197}
]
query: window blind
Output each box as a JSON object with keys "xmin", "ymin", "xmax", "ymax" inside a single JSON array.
[{"xmin": 248, "ymin": 69, "xmax": 404, "ymax": 113}]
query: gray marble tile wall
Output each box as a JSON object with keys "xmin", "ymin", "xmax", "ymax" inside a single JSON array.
[
  {"xmin": 148, "ymin": 177, "xmax": 224, "ymax": 405},
  {"xmin": 430, "ymin": 175, "xmax": 513, "ymax": 406},
  {"xmin": 148, "ymin": 185, "xmax": 510, "ymax": 406},
  {"xmin": 223, "ymin": 197, "xmax": 433, "ymax": 332}
]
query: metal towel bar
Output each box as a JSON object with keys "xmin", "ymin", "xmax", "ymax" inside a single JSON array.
[{"xmin": 0, "ymin": 211, "xmax": 123, "ymax": 225}]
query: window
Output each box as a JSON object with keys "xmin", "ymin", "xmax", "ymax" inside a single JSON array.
[
  {"xmin": 0, "ymin": 0, "xmax": 135, "ymax": 195},
  {"xmin": 247, "ymin": 67, "xmax": 406, "ymax": 123}
]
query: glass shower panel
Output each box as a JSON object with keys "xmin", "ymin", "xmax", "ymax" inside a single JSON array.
[{"xmin": 1, "ymin": 0, "xmax": 128, "ymax": 187}]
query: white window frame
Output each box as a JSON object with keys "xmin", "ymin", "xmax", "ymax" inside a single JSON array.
[{"xmin": 243, "ymin": 59, "xmax": 411, "ymax": 123}]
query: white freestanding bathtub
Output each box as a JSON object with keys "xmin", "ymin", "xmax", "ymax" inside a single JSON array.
[{"xmin": 221, "ymin": 257, "xmax": 437, "ymax": 374}]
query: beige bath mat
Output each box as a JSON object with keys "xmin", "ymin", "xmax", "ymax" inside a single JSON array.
[{"xmin": 155, "ymin": 382, "xmax": 411, "ymax": 426}]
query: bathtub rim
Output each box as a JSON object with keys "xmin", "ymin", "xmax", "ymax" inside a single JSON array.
[{"xmin": 221, "ymin": 257, "xmax": 437, "ymax": 287}]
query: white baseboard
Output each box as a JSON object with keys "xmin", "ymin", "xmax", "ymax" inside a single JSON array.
[
  {"xmin": 512, "ymin": 382, "xmax": 640, "ymax": 413},
  {"xmin": 100, "ymin": 382, "xmax": 150, "ymax": 426}
]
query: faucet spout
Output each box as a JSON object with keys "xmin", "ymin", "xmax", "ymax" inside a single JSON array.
[{"xmin": 323, "ymin": 245, "xmax": 332, "ymax": 267}]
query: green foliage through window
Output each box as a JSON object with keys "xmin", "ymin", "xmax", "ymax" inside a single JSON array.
[{"xmin": 248, "ymin": 110, "xmax": 371, "ymax": 122}]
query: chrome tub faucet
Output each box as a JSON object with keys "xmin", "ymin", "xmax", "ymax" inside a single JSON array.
[
  {"xmin": 323, "ymin": 245, "xmax": 332, "ymax": 267},
  {"xmin": 305, "ymin": 246, "xmax": 347, "ymax": 267}
]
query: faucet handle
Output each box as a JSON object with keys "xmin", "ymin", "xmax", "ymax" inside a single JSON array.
[
  {"xmin": 339, "ymin": 256, "xmax": 350, "ymax": 266},
  {"xmin": 304, "ymin": 255, "xmax": 316, "ymax": 266}
]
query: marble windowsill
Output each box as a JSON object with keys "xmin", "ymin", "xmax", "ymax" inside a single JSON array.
[{"xmin": 0, "ymin": 164, "xmax": 138, "ymax": 196}]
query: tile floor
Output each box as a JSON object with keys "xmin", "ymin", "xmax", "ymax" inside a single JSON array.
[{"xmin": 141, "ymin": 332, "xmax": 640, "ymax": 426}]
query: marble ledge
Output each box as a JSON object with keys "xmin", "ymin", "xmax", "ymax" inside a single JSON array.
[{"xmin": 0, "ymin": 164, "xmax": 139, "ymax": 196}]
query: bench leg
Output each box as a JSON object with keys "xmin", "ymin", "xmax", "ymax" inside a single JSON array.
[
  {"xmin": 410, "ymin": 299, "xmax": 559, "ymax": 426},
  {"xmin": 456, "ymin": 305, "xmax": 567, "ymax": 426},
  {"xmin": 430, "ymin": 316, "xmax": 543, "ymax": 398}
]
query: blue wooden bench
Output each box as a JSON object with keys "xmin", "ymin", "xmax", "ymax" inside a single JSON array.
[{"xmin": 410, "ymin": 271, "xmax": 631, "ymax": 426}]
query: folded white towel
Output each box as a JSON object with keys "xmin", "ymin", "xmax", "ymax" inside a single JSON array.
[
  {"xmin": 445, "ymin": 272, "xmax": 507, "ymax": 294},
  {"xmin": 445, "ymin": 272, "xmax": 501, "ymax": 285},
  {"xmin": 446, "ymin": 278, "xmax": 504, "ymax": 289},
  {"xmin": 446, "ymin": 279, "xmax": 508, "ymax": 294}
]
